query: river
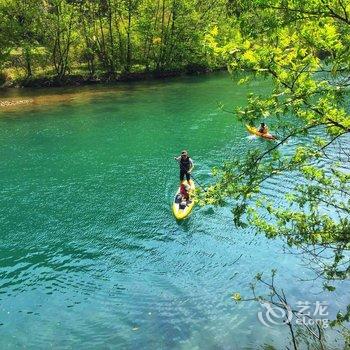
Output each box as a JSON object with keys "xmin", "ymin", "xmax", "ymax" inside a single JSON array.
[{"xmin": 0, "ymin": 73, "xmax": 347, "ymax": 349}]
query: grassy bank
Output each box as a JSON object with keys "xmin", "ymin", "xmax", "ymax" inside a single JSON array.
[{"xmin": 1, "ymin": 64, "xmax": 225, "ymax": 89}]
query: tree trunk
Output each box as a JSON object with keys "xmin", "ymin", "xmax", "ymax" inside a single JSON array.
[
  {"xmin": 107, "ymin": 0, "xmax": 115, "ymax": 74},
  {"xmin": 24, "ymin": 47, "xmax": 32, "ymax": 78},
  {"xmin": 125, "ymin": 0, "xmax": 132, "ymax": 72}
]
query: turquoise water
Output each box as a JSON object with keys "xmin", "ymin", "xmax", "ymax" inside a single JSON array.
[{"xmin": 0, "ymin": 73, "xmax": 348, "ymax": 349}]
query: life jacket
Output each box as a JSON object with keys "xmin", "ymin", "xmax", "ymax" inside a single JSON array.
[
  {"xmin": 259, "ymin": 126, "xmax": 269, "ymax": 134},
  {"xmin": 180, "ymin": 156, "xmax": 191, "ymax": 171}
]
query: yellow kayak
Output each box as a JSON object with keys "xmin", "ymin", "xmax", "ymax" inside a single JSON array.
[
  {"xmin": 246, "ymin": 124, "xmax": 276, "ymax": 140},
  {"xmin": 172, "ymin": 180, "xmax": 195, "ymax": 220}
]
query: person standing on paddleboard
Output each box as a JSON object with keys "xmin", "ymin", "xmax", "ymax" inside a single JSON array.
[{"xmin": 174, "ymin": 150, "xmax": 194, "ymax": 184}]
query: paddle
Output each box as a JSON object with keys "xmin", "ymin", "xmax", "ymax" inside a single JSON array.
[{"xmin": 174, "ymin": 158, "xmax": 207, "ymax": 192}]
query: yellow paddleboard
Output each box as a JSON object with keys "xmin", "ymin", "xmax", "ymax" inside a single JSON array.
[{"xmin": 172, "ymin": 180, "xmax": 195, "ymax": 220}]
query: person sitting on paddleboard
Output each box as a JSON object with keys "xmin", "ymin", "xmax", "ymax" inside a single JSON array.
[
  {"xmin": 174, "ymin": 150, "xmax": 194, "ymax": 183},
  {"xmin": 180, "ymin": 183, "xmax": 191, "ymax": 201},
  {"xmin": 179, "ymin": 198, "xmax": 187, "ymax": 209},
  {"xmin": 258, "ymin": 122, "xmax": 269, "ymax": 134}
]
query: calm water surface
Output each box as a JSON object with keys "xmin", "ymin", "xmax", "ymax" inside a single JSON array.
[{"xmin": 0, "ymin": 73, "xmax": 348, "ymax": 349}]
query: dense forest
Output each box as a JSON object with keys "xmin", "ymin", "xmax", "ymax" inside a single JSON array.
[{"xmin": 0, "ymin": 0, "xmax": 234, "ymax": 86}]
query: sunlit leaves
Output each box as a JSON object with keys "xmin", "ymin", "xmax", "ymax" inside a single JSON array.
[
  {"xmin": 204, "ymin": 0, "xmax": 350, "ymax": 287},
  {"xmin": 231, "ymin": 292, "xmax": 242, "ymax": 302}
]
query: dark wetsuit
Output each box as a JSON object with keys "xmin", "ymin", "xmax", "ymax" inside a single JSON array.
[{"xmin": 179, "ymin": 156, "xmax": 193, "ymax": 182}]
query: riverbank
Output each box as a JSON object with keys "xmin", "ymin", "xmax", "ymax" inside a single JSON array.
[
  {"xmin": 0, "ymin": 68, "xmax": 227, "ymax": 110},
  {"xmin": 0, "ymin": 66, "xmax": 226, "ymax": 89},
  {"xmin": 0, "ymin": 98, "xmax": 34, "ymax": 108}
]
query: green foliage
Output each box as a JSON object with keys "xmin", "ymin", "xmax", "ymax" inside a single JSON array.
[
  {"xmin": 0, "ymin": 0, "xmax": 231, "ymax": 81},
  {"xmin": 203, "ymin": 0, "xmax": 350, "ymax": 284}
]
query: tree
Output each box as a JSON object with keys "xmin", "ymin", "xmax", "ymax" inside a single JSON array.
[
  {"xmin": 0, "ymin": 0, "xmax": 45, "ymax": 78},
  {"xmin": 45, "ymin": 0, "xmax": 79, "ymax": 79},
  {"xmin": 204, "ymin": 0, "xmax": 349, "ymax": 294}
]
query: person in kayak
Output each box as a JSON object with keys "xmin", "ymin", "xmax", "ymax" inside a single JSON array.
[
  {"xmin": 174, "ymin": 150, "xmax": 194, "ymax": 183},
  {"xmin": 258, "ymin": 122, "xmax": 269, "ymax": 134}
]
